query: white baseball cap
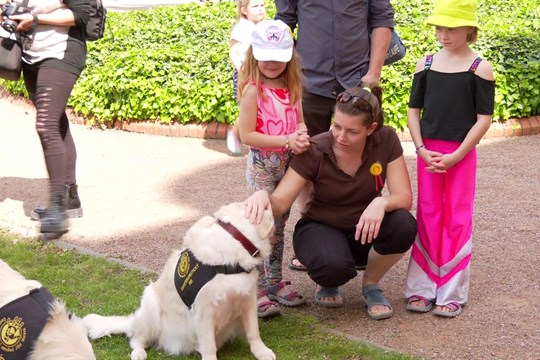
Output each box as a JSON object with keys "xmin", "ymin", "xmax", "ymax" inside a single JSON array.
[{"xmin": 251, "ymin": 20, "xmax": 294, "ymax": 62}]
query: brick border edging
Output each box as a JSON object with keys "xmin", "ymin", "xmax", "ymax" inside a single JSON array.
[
  {"xmin": 65, "ymin": 108, "xmax": 232, "ymax": 139},
  {"xmin": 2, "ymin": 90, "xmax": 538, "ymax": 140},
  {"xmin": 69, "ymin": 111, "xmax": 540, "ymax": 141}
]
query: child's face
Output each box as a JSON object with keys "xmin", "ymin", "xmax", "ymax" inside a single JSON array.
[
  {"xmin": 435, "ymin": 26, "xmax": 472, "ymax": 49},
  {"xmin": 242, "ymin": 0, "xmax": 265, "ymax": 24},
  {"xmin": 257, "ymin": 61, "xmax": 287, "ymax": 80}
]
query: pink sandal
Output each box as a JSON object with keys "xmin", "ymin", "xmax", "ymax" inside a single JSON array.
[
  {"xmin": 432, "ymin": 302, "xmax": 462, "ymax": 318},
  {"xmin": 267, "ymin": 280, "xmax": 305, "ymax": 307},
  {"xmin": 406, "ymin": 295, "xmax": 434, "ymax": 313},
  {"xmin": 257, "ymin": 289, "xmax": 281, "ymax": 318}
]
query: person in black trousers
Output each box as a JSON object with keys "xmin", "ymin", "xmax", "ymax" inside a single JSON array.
[{"xmin": 8, "ymin": 0, "xmax": 93, "ymax": 234}]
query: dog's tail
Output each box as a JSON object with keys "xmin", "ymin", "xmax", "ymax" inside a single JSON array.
[{"xmin": 82, "ymin": 313, "xmax": 134, "ymax": 339}]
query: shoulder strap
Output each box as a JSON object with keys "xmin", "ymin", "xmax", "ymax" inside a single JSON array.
[
  {"xmin": 214, "ymin": 264, "xmax": 250, "ymax": 275},
  {"xmin": 424, "ymin": 54, "xmax": 433, "ymax": 71},
  {"xmin": 29, "ymin": 287, "xmax": 55, "ymax": 314},
  {"xmin": 468, "ymin": 57, "xmax": 482, "ymax": 73}
]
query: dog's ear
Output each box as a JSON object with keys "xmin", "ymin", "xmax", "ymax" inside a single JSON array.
[
  {"xmin": 256, "ymin": 209, "xmax": 275, "ymax": 240},
  {"xmin": 214, "ymin": 203, "xmax": 243, "ymax": 225},
  {"xmin": 196, "ymin": 215, "xmax": 217, "ymax": 229}
]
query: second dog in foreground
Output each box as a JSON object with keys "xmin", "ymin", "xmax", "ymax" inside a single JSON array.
[
  {"xmin": 83, "ymin": 202, "xmax": 277, "ymax": 360},
  {"xmin": 0, "ymin": 259, "xmax": 96, "ymax": 360}
]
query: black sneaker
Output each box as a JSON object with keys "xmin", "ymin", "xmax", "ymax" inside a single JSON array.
[{"xmin": 30, "ymin": 184, "xmax": 83, "ymax": 221}]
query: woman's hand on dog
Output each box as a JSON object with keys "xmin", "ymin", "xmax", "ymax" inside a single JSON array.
[{"xmin": 245, "ymin": 190, "xmax": 271, "ymax": 224}]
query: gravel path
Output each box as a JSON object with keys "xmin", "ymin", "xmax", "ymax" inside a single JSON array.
[{"xmin": 1, "ymin": 94, "xmax": 539, "ymax": 360}]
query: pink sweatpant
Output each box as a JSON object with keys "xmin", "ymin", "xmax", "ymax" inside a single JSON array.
[{"xmin": 406, "ymin": 139, "xmax": 477, "ymax": 306}]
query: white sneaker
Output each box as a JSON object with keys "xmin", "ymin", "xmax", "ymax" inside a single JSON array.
[{"xmin": 226, "ymin": 129, "xmax": 242, "ymax": 155}]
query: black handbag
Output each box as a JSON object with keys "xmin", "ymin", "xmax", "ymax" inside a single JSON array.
[
  {"xmin": 367, "ymin": 0, "xmax": 406, "ymax": 66},
  {"xmin": 0, "ymin": 0, "xmax": 30, "ymax": 81},
  {"xmin": 0, "ymin": 34, "xmax": 23, "ymax": 81},
  {"xmin": 384, "ymin": 29, "xmax": 406, "ymax": 66}
]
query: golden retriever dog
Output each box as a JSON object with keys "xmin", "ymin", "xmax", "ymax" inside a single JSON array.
[
  {"xmin": 0, "ymin": 259, "xmax": 96, "ymax": 360},
  {"xmin": 83, "ymin": 202, "xmax": 276, "ymax": 360}
]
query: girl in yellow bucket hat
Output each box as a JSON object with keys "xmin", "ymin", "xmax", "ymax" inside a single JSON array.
[{"xmin": 404, "ymin": 0, "xmax": 495, "ymax": 318}]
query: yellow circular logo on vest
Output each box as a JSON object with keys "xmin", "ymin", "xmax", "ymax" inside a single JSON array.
[
  {"xmin": 177, "ymin": 252, "xmax": 190, "ymax": 278},
  {"xmin": 0, "ymin": 316, "xmax": 26, "ymax": 353}
]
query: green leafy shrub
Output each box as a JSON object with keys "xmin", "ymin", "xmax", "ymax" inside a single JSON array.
[
  {"xmin": 73, "ymin": 4, "xmax": 240, "ymax": 125},
  {"xmin": 1, "ymin": 0, "xmax": 538, "ymax": 130}
]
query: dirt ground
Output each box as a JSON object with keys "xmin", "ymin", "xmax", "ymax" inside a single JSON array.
[{"xmin": 1, "ymin": 94, "xmax": 539, "ymax": 360}]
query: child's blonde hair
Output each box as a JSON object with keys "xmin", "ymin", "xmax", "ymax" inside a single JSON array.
[
  {"xmin": 236, "ymin": 0, "xmax": 250, "ymax": 22},
  {"xmin": 238, "ymin": 46, "xmax": 304, "ymax": 106}
]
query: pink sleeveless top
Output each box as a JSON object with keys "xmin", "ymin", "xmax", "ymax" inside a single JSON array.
[{"xmin": 253, "ymin": 82, "xmax": 299, "ymax": 152}]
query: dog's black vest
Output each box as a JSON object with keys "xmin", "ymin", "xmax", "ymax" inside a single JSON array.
[
  {"xmin": 0, "ymin": 287, "xmax": 54, "ymax": 360},
  {"xmin": 174, "ymin": 250, "xmax": 249, "ymax": 309}
]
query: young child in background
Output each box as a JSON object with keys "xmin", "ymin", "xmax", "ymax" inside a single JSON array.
[
  {"xmin": 405, "ymin": 0, "xmax": 495, "ymax": 318},
  {"xmin": 227, "ymin": 0, "xmax": 266, "ymax": 155},
  {"xmin": 237, "ymin": 19, "xmax": 310, "ymax": 317}
]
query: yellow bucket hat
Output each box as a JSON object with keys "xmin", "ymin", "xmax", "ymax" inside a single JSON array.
[{"xmin": 426, "ymin": 0, "xmax": 480, "ymax": 29}]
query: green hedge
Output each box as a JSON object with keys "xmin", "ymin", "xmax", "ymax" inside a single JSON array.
[{"xmin": 1, "ymin": 0, "xmax": 538, "ymax": 130}]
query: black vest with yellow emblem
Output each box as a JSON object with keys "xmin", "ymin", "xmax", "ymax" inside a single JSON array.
[
  {"xmin": 0, "ymin": 287, "xmax": 54, "ymax": 360},
  {"xmin": 174, "ymin": 249, "xmax": 249, "ymax": 309}
]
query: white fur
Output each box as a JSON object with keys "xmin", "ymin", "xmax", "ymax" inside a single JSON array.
[
  {"xmin": 83, "ymin": 202, "xmax": 276, "ymax": 360},
  {"xmin": 0, "ymin": 259, "xmax": 96, "ymax": 360}
]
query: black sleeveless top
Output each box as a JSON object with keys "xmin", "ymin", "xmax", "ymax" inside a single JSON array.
[{"xmin": 408, "ymin": 54, "xmax": 495, "ymax": 142}]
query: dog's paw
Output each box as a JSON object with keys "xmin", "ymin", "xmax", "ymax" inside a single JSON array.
[
  {"xmin": 252, "ymin": 346, "xmax": 276, "ymax": 360},
  {"xmin": 130, "ymin": 348, "xmax": 147, "ymax": 360}
]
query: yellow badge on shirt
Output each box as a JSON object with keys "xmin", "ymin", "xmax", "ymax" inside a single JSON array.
[{"xmin": 369, "ymin": 162, "xmax": 384, "ymax": 192}]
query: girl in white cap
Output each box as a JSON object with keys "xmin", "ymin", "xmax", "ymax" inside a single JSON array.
[
  {"xmin": 237, "ymin": 19, "xmax": 310, "ymax": 318},
  {"xmin": 227, "ymin": 0, "xmax": 266, "ymax": 155},
  {"xmin": 405, "ymin": 0, "xmax": 495, "ymax": 317}
]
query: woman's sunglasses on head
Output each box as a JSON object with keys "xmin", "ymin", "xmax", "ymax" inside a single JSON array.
[{"xmin": 336, "ymin": 92, "xmax": 373, "ymax": 118}]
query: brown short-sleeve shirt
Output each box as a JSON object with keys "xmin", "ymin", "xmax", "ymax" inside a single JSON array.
[{"xmin": 290, "ymin": 126, "xmax": 403, "ymax": 230}]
